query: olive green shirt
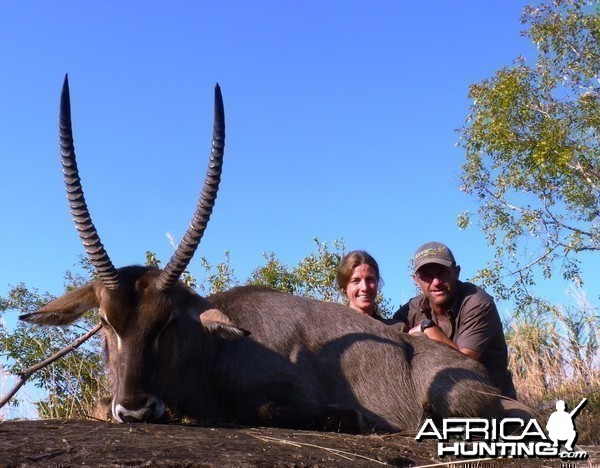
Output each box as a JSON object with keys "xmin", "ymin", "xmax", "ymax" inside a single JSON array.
[{"xmin": 393, "ymin": 281, "xmax": 516, "ymax": 399}]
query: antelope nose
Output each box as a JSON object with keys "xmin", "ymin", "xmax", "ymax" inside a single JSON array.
[{"xmin": 113, "ymin": 395, "xmax": 165, "ymax": 423}]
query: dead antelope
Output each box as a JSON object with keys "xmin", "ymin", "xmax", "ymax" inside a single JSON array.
[{"xmin": 20, "ymin": 76, "xmax": 523, "ymax": 431}]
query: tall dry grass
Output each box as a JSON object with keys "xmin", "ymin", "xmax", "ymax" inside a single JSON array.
[
  {"xmin": 507, "ymin": 290, "xmax": 599, "ymax": 445},
  {"xmin": 35, "ymin": 350, "xmax": 108, "ymax": 420}
]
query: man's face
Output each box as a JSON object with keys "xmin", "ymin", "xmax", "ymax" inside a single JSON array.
[{"xmin": 413, "ymin": 263, "xmax": 460, "ymax": 311}]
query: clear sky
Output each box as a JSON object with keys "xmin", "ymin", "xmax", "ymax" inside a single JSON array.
[{"xmin": 2, "ymin": 1, "xmax": 597, "ymax": 321}]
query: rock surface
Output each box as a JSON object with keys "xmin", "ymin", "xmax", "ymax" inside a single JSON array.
[{"xmin": 1, "ymin": 419, "xmax": 598, "ymax": 467}]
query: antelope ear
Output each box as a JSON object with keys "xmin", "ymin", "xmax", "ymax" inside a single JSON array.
[
  {"xmin": 199, "ymin": 308, "xmax": 250, "ymax": 339},
  {"xmin": 19, "ymin": 282, "xmax": 100, "ymax": 326}
]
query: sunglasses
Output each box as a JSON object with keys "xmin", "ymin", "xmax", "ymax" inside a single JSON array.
[{"xmin": 414, "ymin": 265, "xmax": 455, "ymax": 283}]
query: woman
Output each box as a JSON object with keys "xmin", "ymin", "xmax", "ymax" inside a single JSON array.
[{"xmin": 337, "ymin": 250, "xmax": 383, "ymax": 319}]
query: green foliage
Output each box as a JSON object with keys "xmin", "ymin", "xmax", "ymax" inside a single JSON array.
[
  {"xmin": 249, "ymin": 238, "xmax": 345, "ymax": 302},
  {"xmin": 198, "ymin": 251, "xmax": 238, "ymax": 294},
  {"xmin": 145, "ymin": 251, "xmax": 161, "ymax": 268},
  {"xmin": 197, "ymin": 238, "xmax": 348, "ymax": 302},
  {"xmin": 0, "ymin": 278, "xmax": 106, "ymax": 418},
  {"xmin": 146, "ymin": 251, "xmax": 197, "ymax": 288},
  {"xmin": 248, "ymin": 252, "xmax": 298, "ymax": 294},
  {"xmin": 248, "ymin": 238, "xmax": 394, "ymax": 317},
  {"xmin": 458, "ymin": 0, "xmax": 599, "ymax": 306}
]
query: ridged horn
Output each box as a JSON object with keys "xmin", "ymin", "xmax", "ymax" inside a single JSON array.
[
  {"xmin": 156, "ymin": 84, "xmax": 225, "ymax": 292},
  {"xmin": 60, "ymin": 74, "xmax": 120, "ymax": 290}
]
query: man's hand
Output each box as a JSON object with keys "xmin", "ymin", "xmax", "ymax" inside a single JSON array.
[
  {"xmin": 409, "ymin": 321, "xmax": 482, "ymax": 361},
  {"xmin": 409, "ymin": 322, "xmax": 458, "ymax": 350}
]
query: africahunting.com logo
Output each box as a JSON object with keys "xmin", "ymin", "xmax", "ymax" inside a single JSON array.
[{"xmin": 416, "ymin": 398, "xmax": 588, "ymax": 460}]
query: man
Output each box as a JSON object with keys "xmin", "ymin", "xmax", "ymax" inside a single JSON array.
[
  {"xmin": 393, "ymin": 241, "xmax": 517, "ymax": 399},
  {"xmin": 546, "ymin": 400, "xmax": 578, "ymax": 452}
]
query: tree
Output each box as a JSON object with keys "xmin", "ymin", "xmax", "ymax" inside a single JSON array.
[
  {"xmin": 248, "ymin": 238, "xmax": 393, "ymax": 317},
  {"xmin": 458, "ymin": 0, "xmax": 599, "ymax": 308},
  {"xmin": 0, "ymin": 275, "xmax": 106, "ymax": 419},
  {"xmin": 249, "ymin": 238, "xmax": 345, "ymax": 302}
]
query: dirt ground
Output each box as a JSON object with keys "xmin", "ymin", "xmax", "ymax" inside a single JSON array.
[{"xmin": 1, "ymin": 419, "xmax": 598, "ymax": 467}]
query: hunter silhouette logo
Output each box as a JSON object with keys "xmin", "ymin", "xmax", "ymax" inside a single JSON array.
[
  {"xmin": 546, "ymin": 398, "xmax": 586, "ymax": 453},
  {"xmin": 415, "ymin": 398, "xmax": 589, "ymax": 460}
]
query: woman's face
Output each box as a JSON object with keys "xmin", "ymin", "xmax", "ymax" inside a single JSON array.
[{"xmin": 345, "ymin": 263, "xmax": 378, "ymax": 315}]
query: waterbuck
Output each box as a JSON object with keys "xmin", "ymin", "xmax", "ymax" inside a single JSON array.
[{"xmin": 20, "ymin": 76, "xmax": 520, "ymax": 432}]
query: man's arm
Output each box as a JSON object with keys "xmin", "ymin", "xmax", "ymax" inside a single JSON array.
[
  {"xmin": 458, "ymin": 346, "xmax": 482, "ymax": 360},
  {"xmin": 454, "ymin": 296, "xmax": 500, "ymax": 362},
  {"xmin": 408, "ymin": 323, "xmax": 483, "ymax": 361},
  {"xmin": 392, "ymin": 302, "xmax": 410, "ymax": 323}
]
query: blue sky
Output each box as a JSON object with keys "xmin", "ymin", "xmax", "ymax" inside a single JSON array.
[{"xmin": 2, "ymin": 1, "xmax": 597, "ymax": 321}]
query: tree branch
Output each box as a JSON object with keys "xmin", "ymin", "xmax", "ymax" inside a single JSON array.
[
  {"xmin": 502, "ymin": 245, "xmax": 559, "ymax": 279},
  {"xmin": 0, "ymin": 323, "xmax": 102, "ymax": 411},
  {"xmin": 566, "ymin": 160, "xmax": 600, "ymax": 193},
  {"xmin": 541, "ymin": 197, "xmax": 595, "ymax": 240},
  {"xmin": 483, "ymin": 186, "xmax": 525, "ymax": 213}
]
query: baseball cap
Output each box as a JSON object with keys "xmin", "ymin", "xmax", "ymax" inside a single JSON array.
[{"xmin": 413, "ymin": 242, "xmax": 456, "ymax": 273}]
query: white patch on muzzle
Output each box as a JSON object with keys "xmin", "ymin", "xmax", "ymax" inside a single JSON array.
[{"xmin": 112, "ymin": 395, "xmax": 166, "ymax": 423}]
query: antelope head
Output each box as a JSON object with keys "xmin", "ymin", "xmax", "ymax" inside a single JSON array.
[{"xmin": 20, "ymin": 76, "xmax": 233, "ymax": 422}]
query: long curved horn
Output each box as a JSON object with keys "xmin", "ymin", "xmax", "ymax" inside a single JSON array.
[
  {"xmin": 156, "ymin": 84, "xmax": 225, "ymax": 292},
  {"xmin": 60, "ymin": 74, "xmax": 120, "ymax": 290}
]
